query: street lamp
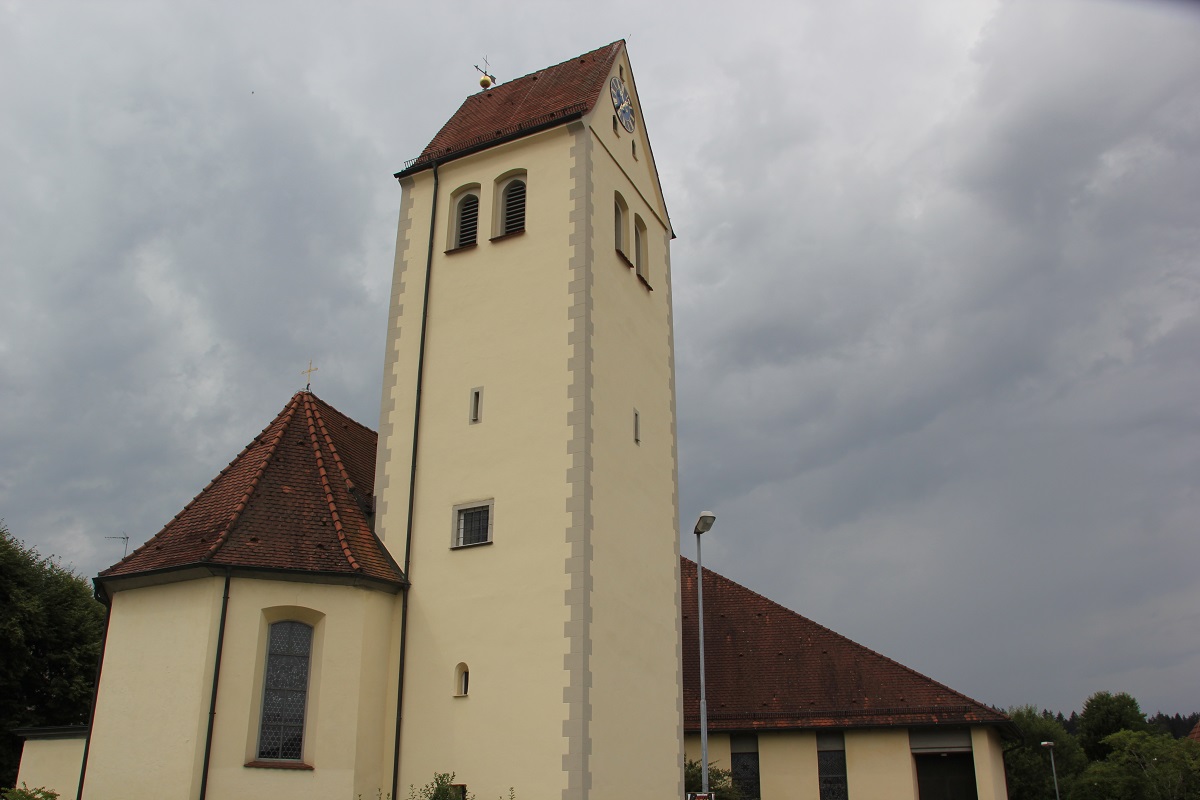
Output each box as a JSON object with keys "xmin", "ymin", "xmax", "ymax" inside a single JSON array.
[
  {"xmin": 694, "ymin": 512, "xmax": 716, "ymax": 795},
  {"xmin": 1041, "ymin": 741, "xmax": 1061, "ymax": 800}
]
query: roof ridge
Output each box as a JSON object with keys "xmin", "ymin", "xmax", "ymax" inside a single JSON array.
[
  {"xmin": 202, "ymin": 394, "xmax": 299, "ymax": 560},
  {"xmin": 308, "ymin": 394, "xmax": 358, "ymax": 496},
  {"xmin": 683, "ymin": 557, "xmax": 1000, "ymax": 718},
  {"xmin": 302, "ymin": 394, "xmax": 361, "ymax": 572}
]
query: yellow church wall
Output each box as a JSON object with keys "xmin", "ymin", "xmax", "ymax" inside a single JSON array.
[
  {"xmin": 684, "ymin": 732, "xmax": 733, "ymax": 771},
  {"xmin": 845, "ymin": 729, "xmax": 918, "ymax": 800},
  {"xmin": 758, "ymin": 732, "xmax": 820, "ymax": 799},
  {"xmin": 379, "ymin": 131, "xmax": 582, "ymax": 800},
  {"xmin": 83, "ymin": 577, "xmax": 224, "ymax": 799},
  {"xmin": 582, "ymin": 60, "xmax": 682, "ymax": 798},
  {"xmin": 198, "ymin": 578, "xmax": 401, "ymax": 800},
  {"xmin": 972, "ymin": 726, "xmax": 1011, "ymax": 800},
  {"xmin": 15, "ymin": 735, "xmax": 85, "ymax": 798}
]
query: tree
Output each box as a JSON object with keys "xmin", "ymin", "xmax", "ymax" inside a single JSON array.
[
  {"xmin": 1070, "ymin": 731, "xmax": 1200, "ymax": 800},
  {"xmin": 1078, "ymin": 691, "xmax": 1149, "ymax": 762},
  {"xmin": 0, "ymin": 525, "xmax": 105, "ymax": 788},
  {"xmin": 685, "ymin": 759, "xmax": 747, "ymax": 800},
  {"xmin": 1004, "ymin": 706, "xmax": 1087, "ymax": 800}
]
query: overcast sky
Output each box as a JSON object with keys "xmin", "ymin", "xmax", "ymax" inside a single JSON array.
[{"xmin": 2, "ymin": 0, "xmax": 1198, "ymax": 717}]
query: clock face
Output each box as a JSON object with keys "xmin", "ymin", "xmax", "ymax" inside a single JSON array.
[{"xmin": 609, "ymin": 76, "xmax": 636, "ymax": 133}]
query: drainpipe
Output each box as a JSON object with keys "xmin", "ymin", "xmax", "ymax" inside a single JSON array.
[
  {"xmin": 75, "ymin": 598, "xmax": 112, "ymax": 800},
  {"xmin": 392, "ymin": 162, "xmax": 439, "ymax": 800},
  {"xmin": 198, "ymin": 571, "xmax": 232, "ymax": 800}
]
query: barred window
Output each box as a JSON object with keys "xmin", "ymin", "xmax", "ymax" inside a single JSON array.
[
  {"xmin": 454, "ymin": 502, "xmax": 492, "ymax": 547},
  {"xmin": 502, "ymin": 180, "xmax": 526, "ymax": 234},
  {"xmin": 456, "ymin": 194, "xmax": 480, "ymax": 248},
  {"xmin": 257, "ymin": 621, "xmax": 312, "ymax": 761}
]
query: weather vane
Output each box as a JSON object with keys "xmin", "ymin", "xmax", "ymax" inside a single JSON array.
[
  {"xmin": 302, "ymin": 360, "xmax": 318, "ymax": 391},
  {"xmin": 475, "ymin": 57, "xmax": 497, "ymax": 89}
]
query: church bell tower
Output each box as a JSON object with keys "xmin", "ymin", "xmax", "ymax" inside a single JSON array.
[{"xmin": 374, "ymin": 41, "xmax": 681, "ymax": 800}]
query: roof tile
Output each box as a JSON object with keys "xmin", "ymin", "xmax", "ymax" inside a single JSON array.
[
  {"xmin": 399, "ymin": 42, "xmax": 623, "ymax": 175},
  {"xmin": 99, "ymin": 392, "xmax": 403, "ymax": 588},
  {"xmin": 682, "ymin": 558, "xmax": 1009, "ymax": 731}
]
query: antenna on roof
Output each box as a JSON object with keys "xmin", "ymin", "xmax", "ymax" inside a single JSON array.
[
  {"xmin": 475, "ymin": 57, "xmax": 497, "ymax": 90},
  {"xmin": 301, "ymin": 360, "xmax": 318, "ymax": 392},
  {"xmin": 105, "ymin": 533, "xmax": 129, "ymax": 558}
]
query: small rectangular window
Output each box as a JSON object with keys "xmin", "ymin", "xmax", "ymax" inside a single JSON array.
[
  {"xmin": 453, "ymin": 501, "xmax": 493, "ymax": 548},
  {"xmin": 469, "ymin": 387, "xmax": 483, "ymax": 424}
]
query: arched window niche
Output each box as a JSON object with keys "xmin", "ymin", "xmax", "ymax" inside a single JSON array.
[
  {"xmin": 633, "ymin": 214, "xmax": 648, "ymax": 283},
  {"xmin": 614, "ymin": 192, "xmax": 630, "ymax": 261},
  {"xmin": 454, "ymin": 662, "xmax": 470, "ymax": 697}
]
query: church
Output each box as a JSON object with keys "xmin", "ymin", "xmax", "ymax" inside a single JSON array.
[{"xmin": 15, "ymin": 42, "xmax": 1012, "ymax": 800}]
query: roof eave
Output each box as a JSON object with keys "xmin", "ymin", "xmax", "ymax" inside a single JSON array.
[
  {"xmin": 395, "ymin": 109, "xmax": 587, "ymax": 180},
  {"xmin": 95, "ymin": 561, "xmax": 407, "ymax": 603}
]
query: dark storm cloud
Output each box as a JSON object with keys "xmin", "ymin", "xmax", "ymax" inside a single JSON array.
[{"xmin": 1, "ymin": 0, "xmax": 1197, "ymax": 715}]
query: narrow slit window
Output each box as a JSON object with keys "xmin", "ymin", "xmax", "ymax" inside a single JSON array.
[
  {"xmin": 634, "ymin": 409, "xmax": 640, "ymax": 444},
  {"xmin": 502, "ymin": 180, "xmax": 526, "ymax": 234},
  {"xmin": 469, "ymin": 387, "xmax": 483, "ymax": 424},
  {"xmin": 614, "ymin": 193, "xmax": 628, "ymax": 257},
  {"xmin": 455, "ymin": 663, "xmax": 470, "ymax": 696},
  {"xmin": 634, "ymin": 215, "xmax": 648, "ymax": 281},
  {"xmin": 456, "ymin": 194, "xmax": 479, "ymax": 247}
]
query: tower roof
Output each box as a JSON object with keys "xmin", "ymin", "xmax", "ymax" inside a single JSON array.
[
  {"xmin": 97, "ymin": 392, "xmax": 405, "ymax": 595},
  {"xmin": 397, "ymin": 41, "xmax": 625, "ymax": 177},
  {"xmin": 681, "ymin": 558, "xmax": 1010, "ymax": 732}
]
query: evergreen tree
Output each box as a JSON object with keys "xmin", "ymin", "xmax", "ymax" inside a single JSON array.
[{"xmin": 0, "ymin": 525, "xmax": 105, "ymax": 788}]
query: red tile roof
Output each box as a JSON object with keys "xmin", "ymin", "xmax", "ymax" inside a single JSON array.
[
  {"xmin": 98, "ymin": 392, "xmax": 404, "ymax": 592},
  {"xmin": 397, "ymin": 42, "xmax": 624, "ymax": 177},
  {"xmin": 1189, "ymin": 720, "xmax": 1200, "ymax": 741},
  {"xmin": 682, "ymin": 558, "xmax": 1009, "ymax": 732}
]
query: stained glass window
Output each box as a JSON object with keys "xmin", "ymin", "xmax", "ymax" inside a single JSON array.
[
  {"xmin": 818, "ymin": 750, "xmax": 849, "ymax": 800},
  {"xmin": 258, "ymin": 621, "xmax": 312, "ymax": 761}
]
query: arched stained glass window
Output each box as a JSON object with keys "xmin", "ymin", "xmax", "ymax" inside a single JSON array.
[{"xmin": 258, "ymin": 620, "xmax": 312, "ymax": 761}]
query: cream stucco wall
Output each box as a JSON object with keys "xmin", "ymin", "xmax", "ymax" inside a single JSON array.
[
  {"xmin": 972, "ymin": 726, "xmax": 1011, "ymax": 800},
  {"xmin": 845, "ymin": 729, "xmax": 918, "ymax": 800},
  {"xmin": 759, "ymin": 732, "xmax": 819, "ymax": 799},
  {"xmin": 78, "ymin": 576, "xmax": 401, "ymax": 800},
  {"xmin": 375, "ymin": 48, "xmax": 680, "ymax": 800},
  {"xmin": 15, "ymin": 735, "xmax": 85, "ymax": 798},
  {"xmin": 84, "ymin": 577, "xmax": 224, "ymax": 799}
]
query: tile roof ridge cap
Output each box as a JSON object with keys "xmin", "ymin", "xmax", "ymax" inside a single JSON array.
[
  {"xmin": 202, "ymin": 393, "xmax": 301, "ymax": 561},
  {"xmin": 302, "ymin": 394, "xmax": 361, "ymax": 572},
  {"xmin": 304, "ymin": 390, "xmax": 377, "ymax": 436},
  {"xmin": 681, "ymin": 557, "xmax": 1006, "ymax": 721},
  {"xmin": 308, "ymin": 396, "xmax": 357, "ymax": 496}
]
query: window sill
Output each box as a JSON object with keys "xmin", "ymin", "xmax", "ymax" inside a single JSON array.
[
  {"xmin": 245, "ymin": 760, "xmax": 314, "ymax": 771},
  {"xmin": 489, "ymin": 229, "xmax": 525, "ymax": 243},
  {"xmin": 616, "ymin": 250, "xmax": 635, "ymax": 269},
  {"xmin": 636, "ymin": 273, "xmax": 654, "ymax": 292},
  {"xmin": 444, "ymin": 243, "xmax": 478, "ymax": 255},
  {"xmin": 451, "ymin": 540, "xmax": 493, "ymax": 551}
]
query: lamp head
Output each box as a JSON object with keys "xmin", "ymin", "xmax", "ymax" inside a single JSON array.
[
  {"xmin": 1041, "ymin": 741, "xmax": 1055, "ymax": 748},
  {"xmin": 694, "ymin": 512, "xmax": 716, "ymax": 535}
]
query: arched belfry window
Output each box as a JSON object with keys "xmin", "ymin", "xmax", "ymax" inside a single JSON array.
[
  {"xmin": 455, "ymin": 194, "xmax": 480, "ymax": 248},
  {"xmin": 258, "ymin": 621, "xmax": 313, "ymax": 761},
  {"xmin": 614, "ymin": 192, "xmax": 629, "ymax": 257},
  {"xmin": 502, "ymin": 180, "xmax": 526, "ymax": 235}
]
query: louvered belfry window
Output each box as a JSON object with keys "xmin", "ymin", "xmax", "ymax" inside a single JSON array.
[
  {"xmin": 503, "ymin": 180, "xmax": 526, "ymax": 235},
  {"xmin": 258, "ymin": 621, "xmax": 312, "ymax": 761},
  {"xmin": 456, "ymin": 194, "xmax": 479, "ymax": 247}
]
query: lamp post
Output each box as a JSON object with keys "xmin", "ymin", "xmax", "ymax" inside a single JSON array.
[
  {"xmin": 694, "ymin": 511, "xmax": 716, "ymax": 795},
  {"xmin": 1041, "ymin": 741, "xmax": 1061, "ymax": 800}
]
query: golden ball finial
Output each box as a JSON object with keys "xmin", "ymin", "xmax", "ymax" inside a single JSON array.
[{"xmin": 480, "ymin": 74, "xmax": 493, "ymax": 89}]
